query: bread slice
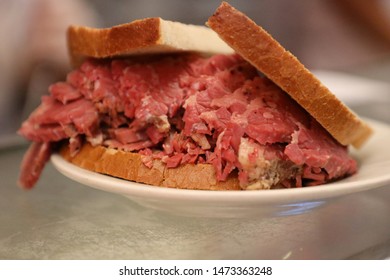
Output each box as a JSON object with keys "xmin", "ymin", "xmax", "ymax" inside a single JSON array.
[
  {"xmin": 60, "ymin": 143, "xmax": 241, "ymax": 190},
  {"xmin": 207, "ymin": 2, "xmax": 372, "ymax": 148},
  {"xmin": 67, "ymin": 17, "xmax": 233, "ymax": 67}
]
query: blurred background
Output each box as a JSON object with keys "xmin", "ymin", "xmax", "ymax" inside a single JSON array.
[{"xmin": 2, "ymin": 0, "xmax": 390, "ymax": 138}]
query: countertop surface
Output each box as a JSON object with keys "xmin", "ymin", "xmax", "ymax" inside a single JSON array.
[{"xmin": 1, "ymin": 68, "xmax": 390, "ymax": 260}]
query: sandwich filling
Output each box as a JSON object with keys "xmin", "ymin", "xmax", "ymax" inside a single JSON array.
[{"xmin": 18, "ymin": 53, "xmax": 357, "ymax": 189}]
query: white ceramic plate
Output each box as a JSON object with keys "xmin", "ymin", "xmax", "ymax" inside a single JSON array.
[
  {"xmin": 313, "ymin": 70, "xmax": 390, "ymax": 106},
  {"xmin": 51, "ymin": 118, "xmax": 390, "ymax": 218}
]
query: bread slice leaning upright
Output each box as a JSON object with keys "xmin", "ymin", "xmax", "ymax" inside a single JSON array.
[{"xmin": 207, "ymin": 2, "xmax": 372, "ymax": 148}]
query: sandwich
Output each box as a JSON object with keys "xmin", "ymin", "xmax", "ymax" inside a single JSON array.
[{"xmin": 18, "ymin": 2, "xmax": 373, "ymax": 190}]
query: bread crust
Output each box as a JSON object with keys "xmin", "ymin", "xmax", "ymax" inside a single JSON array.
[
  {"xmin": 207, "ymin": 2, "xmax": 372, "ymax": 148},
  {"xmin": 67, "ymin": 17, "xmax": 233, "ymax": 67},
  {"xmin": 60, "ymin": 143, "xmax": 241, "ymax": 191}
]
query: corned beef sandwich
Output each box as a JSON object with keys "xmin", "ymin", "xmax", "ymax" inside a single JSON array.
[{"xmin": 18, "ymin": 2, "xmax": 373, "ymax": 190}]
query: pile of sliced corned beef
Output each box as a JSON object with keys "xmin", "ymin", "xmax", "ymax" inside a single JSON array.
[{"xmin": 18, "ymin": 53, "xmax": 357, "ymax": 189}]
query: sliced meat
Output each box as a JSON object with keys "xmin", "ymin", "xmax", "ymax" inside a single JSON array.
[
  {"xmin": 18, "ymin": 53, "xmax": 357, "ymax": 189},
  {"xmin": 18, "ymin": 142, "xmax": 52, "ymax": 189},
  {"xmin": 49, "ymin": 82, "xmax": 82, "ymax": 104}
]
